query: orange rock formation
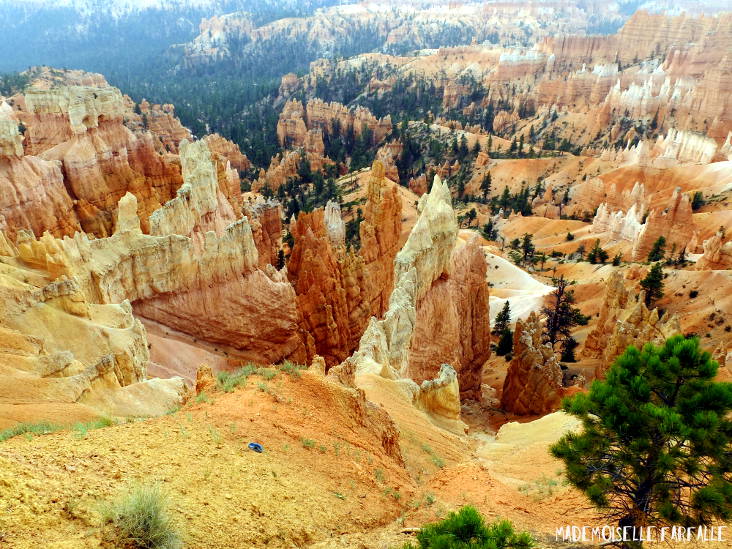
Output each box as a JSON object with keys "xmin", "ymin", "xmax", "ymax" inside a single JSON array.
[{"xmin": 500, "ymin": 312, "xmax": 565, "ymax": 416}]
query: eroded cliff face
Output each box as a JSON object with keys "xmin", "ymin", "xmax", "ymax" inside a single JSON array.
[
  {"xmin": 408, "ymin": 235, "xmax": 491, "ymax": 400},
  {"xmin": 341, "ymin": 173, "xmax": 491, "ymax": 416},
  {"xmin": 0, "ymin": 229, "xmax": 186, "ymax": 425},
  {"xmin": 1, "ymin": 76, "xmax": 186, "ymax": 238},
  {"xmin": 287, "ymin": 161, "xmax": 402, "ymax": 366},
  {"xmin": 10, "ymin": 140, "xmax": 307, "ymax": 369},
  {"xmin": 277, "ymin": 99, "xmax": 392, "ymax": 151},
  {"xmin": 500, "ymin": 312, "xmax": 564, "ymax": 416},
  {"xmin": 138, "ymin": 100, "xmax": 192, "ymax": 153},
  {"xmin": 583, "ymin": 270, "xmax": 681, "ymax": 378},
  {"xmin": 631, "ymin": 188, "xmax": 696, "ymax": 260},
  {"xmin": 590, "ymin": 185, "xmax": 698, "ymax": 260}
]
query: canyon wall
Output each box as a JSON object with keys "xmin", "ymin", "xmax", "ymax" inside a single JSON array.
[
  {"xmin": 583, "ymin": 271, "xmax": 681, "ymax": 378},
  {"xmin": 343, "ymin": 173, "xmax": 491, "ymax": 406},
  {"xmin": 287, "ymin": 161, "xmax": 402, "ymax": 366}
]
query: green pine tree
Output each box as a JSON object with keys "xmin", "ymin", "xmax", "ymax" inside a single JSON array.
[
  {"xmin": 494, "ymin": 301, "xmax": 514, "ymax": 357},
  {"xmin": 493, "ymin": 301, "xmax": 511, "ymax": 335},
  {"xmin": 647, "ymin": 236, "xmax": 666, "ymax": 262},
  {"xmin": 587, "ymin": 239, "xmax": 609, "ymax": 264},
  {"xmin": 542, "ymin": 275, "xmax": 589, "ymax": 349},
  {"xmin": 552, "ymin": 336, "xmax": 732, "ymax": 548},
  {"xmin": 480, "ymin": 172, "xmax": 492, "ymax": 200},
  {"xmin": 640, "ymin": 262, "xmax": 665, "ymax": 307}
]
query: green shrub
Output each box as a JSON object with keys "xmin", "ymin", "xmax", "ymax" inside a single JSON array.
[
  {"xmin": 0, "ymin": 421, "xmax": 62, "ymax": 442},
  {"xmin": 402, "ymin": 506, "xmax": 534, "ymax": 548},
  {"xmin": 216, "ymin": 364, "xmax": 256, "ymax": 393},
  {"xmin": 256, "ymin": 367, "xmax": 277, "ymax": 381},
  {"xmin": 277, "ymin": 360, "xmax": 306, "ymax": 378},
  {"xmin": 73, "ymin": 417, "xmax": 116, "ymax": 439},
  {"xmin": 102, "ymin": 484, "xmax": 183, "ymax": 549}
]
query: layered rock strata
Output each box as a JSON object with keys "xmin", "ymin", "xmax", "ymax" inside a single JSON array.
[
  {"xmin": 500, "ymin": 312, "xmax": 565, "ymax": 416},
  {"xmin": 342, "ymin": 173, "xmax": 492, "ymax": 410},
  {"xmin": 583, "ymin": 271, "xmax": 681, "ymax": 377},
  {"xmin": 287, "ymin": 161, "xmax": 402, "ymax": 365}
]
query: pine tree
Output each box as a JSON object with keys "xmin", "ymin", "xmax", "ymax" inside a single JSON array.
[
  {"xmin": 691, "ymin": 191, "xmax": 705, "ymax": 211},
  {"xmin": 493, "ymin": 301, "xmax": 511, "ymax": 335},
  {"xmin": 496, "ymin": 330, "xmax": 514, "ymax": 357},
  {"xmin": 542, "ymin": 275, "xmax": 589, "ymax": 349},
  {"xmin": 552, "ymin": 336, "xmax": 732, "ymax": 548},
  {"xmin": 640, "ymin": 262, "xmax": 664, "ymax": 307},
  {"xmin": 480, "ymin": 172, "xmax": 492, "ymax": 200},
  {"xmin": 560, "ymin": 336, "xmax": 578, "ymax": 362},
  {"xmin": 493, "ymin": 301, "xmax": 513, "ymax": 357},
  {"xmin": 459, "ymin": 134, "xmax": 469, "ymax": 159},
  {"xmin": 647, "ymin": 236, "xmax": 666, "ymax": 262},
  {"xmin": 587, "ymin": 239, "xmax": 609, "ymax": 264},
  {"xmin": 521, "ymin": 233, "xmax": 535, "ymax": 266},
  {"xmin": 499, "ymin": 186, "xmax": 511, "ymax": 211},
  {"xmin": 483, "ymin": 220, "xmax": 498, "ymax": 241},
  {"xmin": 574, "ymin": 244, "xmax": 586, "ymax": 260}
]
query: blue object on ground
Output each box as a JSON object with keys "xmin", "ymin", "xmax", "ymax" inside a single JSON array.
[{"xmin": 248, "ymin": 442, "xmax": 263, "ymax": 453}]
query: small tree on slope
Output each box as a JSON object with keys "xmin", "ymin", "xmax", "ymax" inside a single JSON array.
[
  {"xmin": 551, "ymin": 336, "xmax": 732, "ymax": 549},
  {"xmin": 493, "ymin": 301, "xmax": 514, "ymax": 357},
  {"xmin": 640, "ymin": 262, "xmax": 664, "ymax": 307}
]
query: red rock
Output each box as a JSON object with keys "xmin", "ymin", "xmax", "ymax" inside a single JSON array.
[{"xmin": 501, "ymin": 312, "xmax": 564, "ymax": 415}]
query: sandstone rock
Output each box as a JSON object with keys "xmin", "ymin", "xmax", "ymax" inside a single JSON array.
[
  {"xmin": 277, "ymin": 98, "xmax": 392, "ymax": 151},
  {"xmin": 0, "ymin": 256, "xmax": 186, "ymax": 424},
  {"xmin": 0, "ymin": 155, "xmax": 81, "ymax": 241},
  {"xmin": 7, "ymin": 82, "xmax": 186, "ymax": 237},
  {"xmin": 309, "ymin": 355, "xmax": 327, "ymax": 376},
  {"xmin": 583, "ymin": 271, "xmax": 681, "ymax": 377},
  {"xmin": 288, "ymin": 208, "xmax": 352, "ymax": 365},
  {"xmin": 287, "ymin": 161, "xmax": 402, "ymax": 366},
  {"xmin": 243, "ymin": 197, "xmax": 282, "ymax": 269},
  {"xmin": 11, "ymin": 140, "xmax": 308, "ymax": 367},
  {"xmin": 696, "ymin": 229, "xmax": 732, "ymax": 270},
  {"xmin": 0, "ymin": 118, "xmax": 23, "ymax": 157},
  {"xmin": 195, "ymin": 364, "xmax": 217, "ymax": 395},
  {"xmin": 408, "ymin": 235, "xmax": 491, "ymax": 400},
  {"xmin": 415, "ymin": 364, "xmax": 461, "ymax": 420},
  {"xmin": 408, "ymin": 174, "xmax": 428, "ymax": 196},
  {"xmin": 501, "ymin": 312, "xmax": 565, "ymax": 416},
  {"xmin": 632, "ymin": 188, "xmax": 696, "ymax": 261},
  {"xmin": 139, "ymin": 100, "xmax": 192, "ymax": 153},
  {"xmin": 204, "ymin": 133, "xmax": 251, "ymax": 173},
  {"xmin": 279, "ymin": 73, "xmax": 299, "ymax": 97},
  {"xmin": 347, "ymin": 174, "xmax": 491, "ymax": 405}
]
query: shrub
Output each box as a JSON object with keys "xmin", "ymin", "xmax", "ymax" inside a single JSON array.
[
  {"xmin": 689, "ymin": 289, "xmax": 699, "ymax": 299},
  {"xmin": 102, "ymin": 484, "xmax": 183, "ymax": 549},
  {"xmin": 277, "ymin": 361, "xmax": 306, "ymax": 378},
  {"xmin": 216, "ymin": 364, "xmax": 256, "ymax": 393},
  {"xmin": 73, "ymin": 417, "xmax": 116, "ymax": 439},
  {"xmin": 0, "ymin": 421, "xmax": 62, "ymax": 442},
  {"xmin": 194, "ymin": 392, "xmax": 210, "ymax": 404},
  {"xmin": 402, "ymin": 506, "xmax": 534, "ymax": 548},
  {"xmin": 257, "ymin": 367, "xmax": 277, "ymax": 380}
]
